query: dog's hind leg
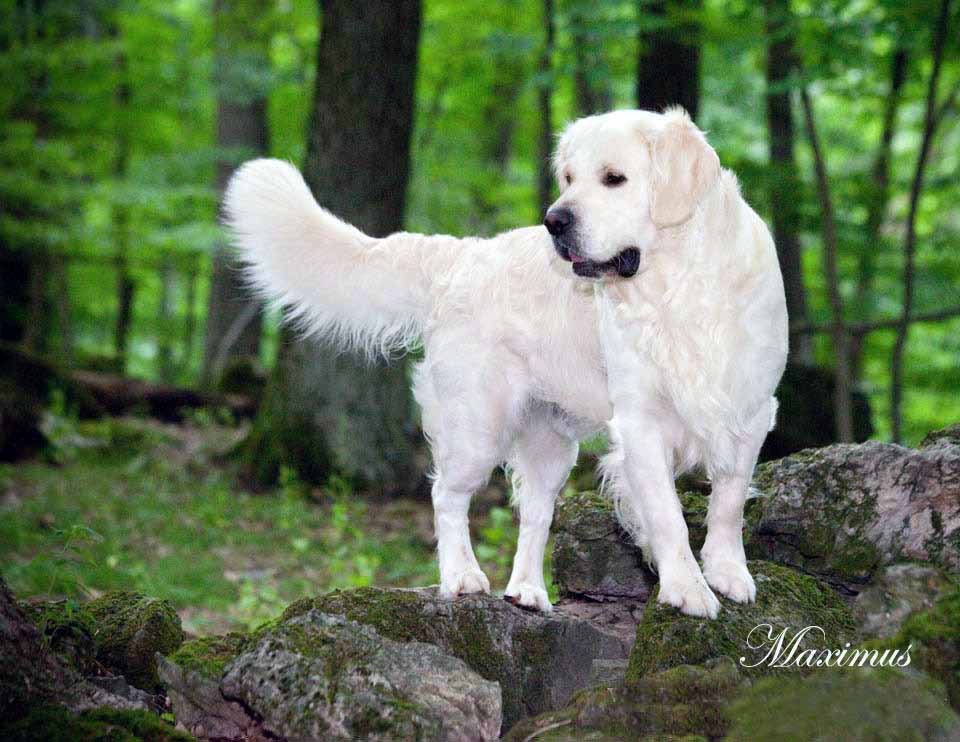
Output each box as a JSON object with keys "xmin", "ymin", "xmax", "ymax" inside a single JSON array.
[
  {"xmin": 504, "ymin": 411, "xmax": 579, "ymax": 612},
  {"xmin": 701, "ymin": 398, "xmax": 775, "ymax": 603}
]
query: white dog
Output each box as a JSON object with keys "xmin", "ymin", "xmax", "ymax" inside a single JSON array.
[{"xmin": 224, "ymin": 108, "xmax": 788, "ymax": 618}]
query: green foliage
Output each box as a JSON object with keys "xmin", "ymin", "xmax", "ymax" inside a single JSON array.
[{"xmin": 0, "ymin": 705, "xmax": 196, "ymax": 742}]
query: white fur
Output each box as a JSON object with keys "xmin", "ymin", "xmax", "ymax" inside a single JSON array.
[{"xmin": 224, "ymin": 108, "xmax": 788, "ymax": 617}]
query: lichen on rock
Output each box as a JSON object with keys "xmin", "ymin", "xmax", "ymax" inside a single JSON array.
[
  {"xmin": 626, "ymin": 561, "xmax": 858, "ymax": 680},
  {"xmin": 282, "ymin": 585, "xmax": 629, "ymax": 731},
  {"xmin": 86, "ymin": 591, "xmax": 185, "ymax": 692},
  {"xmin": 220, "ymin": 609, "xmax": 501, "ymax": 742},
  {"xmin": 504, "ymin": 658, "xmax": 744, "ymax": 742},
  {"xmin": 749, "ymin": 439, "xmax": 960, "ymax": 590},
  {"xmin": 853, "ymin": 563, "xmax": 956, "ymax": 641},
  {"xmin": 725, "ymin": 668, "xmax": 960, "ymax": 741}
]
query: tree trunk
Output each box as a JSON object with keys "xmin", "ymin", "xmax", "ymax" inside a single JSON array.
[
  {"xmin": 157, "ymin": 258, "xmax": 176, "ymax": 384},
  {"xmin": 200, "ymin": 0, "xmax": 268, "ymax": 388},
  {"xmin": 891, "ymin": 0, "xmax": 953, "ymax": 443},
  {"xmin": 570, "ymin": 0, "xmax": 613, "ymax": 116},
  {"xmin": 112, "ymin": 41, "xmax": 135, "ymax": 371},
  {"xmin": 850, "ymin": 48, "xmax": 907, "ymax": 377},
  {"xmin": 763, "ymin": 0, "xmax": 811, "ymax": 365},
  {"xmin": 636, "ymin": 0, "xmax": 701, "ymax": 119},
  {"xmin": 244, "ymin": 0, "xmax": 424, "ymax": 495},
  {"xmin": 801, "ymin": 88, "xmax": 854, "ymax": 443},
  {"xmin": 537, "ymin": 0, "xmax": 556, "ymax": 219}
]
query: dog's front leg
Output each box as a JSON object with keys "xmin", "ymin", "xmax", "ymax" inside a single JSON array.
[{"xmin": 611, "ymin": 414, "xmax": 720, "ymax": 618}]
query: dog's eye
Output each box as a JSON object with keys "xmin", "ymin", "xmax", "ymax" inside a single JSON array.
[
  {"xmin": 603, "ymin": 172, "xmax": 627, "ymax": 187},
  {"xmin": 564, "ymin": 173, "xmax": 572, "ymax": 185}
]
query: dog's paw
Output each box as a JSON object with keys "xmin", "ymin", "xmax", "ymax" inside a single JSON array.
[
  {"xmin": 658, "ymin": 565, "xmax": 721, "ymax": 619},
  {"xmin": 503, "ymin": 583, "xmax": 552, "ymax": 613},
  {"xmin": 703, "ymin": 559, "xmax": 756, "ymax": 604},
  {"xmin": 439, "ymin": 568, "xmax": 490, "ymax": 600}
]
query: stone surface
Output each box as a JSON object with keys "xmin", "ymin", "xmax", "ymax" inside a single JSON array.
[
  {"xmin": 750, "ymin": 441, "xmax": 960, "ymax": 592},
  {"xmin": 159, "ymin": 636, "xmax": 266, "ymax": 742},
  {"xmin": 283, "ymin": 586, "xmax": 631, "ymax": 730},
  {"xmin": 221, "ymin": 610, "xmax": 501, "ymax": 742},
  {"xmin": 725, "ymin": 669, "xmax": 960, "ymax": 741},
  {"xmin": 853, "ymin": 563, "xmax": 956, "ymax": 640},
  {"xmin": 921, "ymin": 424, "xmax": 960, "ymax": 449},
  {"xmin": 871, "ymin": 583, "xmax": 960, "ymax": 711},
  {"xmin": 87, "ymin": 591, "xmax": 185, "ymax": 691},
  {"xmin": 504, "ymin": 658, "xmax": 745, "ymax": 742},
  {"xmin": 626, "ymin": 561, "xmax": 858, "ymax": 680},
  {"xmin": 0, "ymin": 576, "xmax": 152, "ymax": 723}
]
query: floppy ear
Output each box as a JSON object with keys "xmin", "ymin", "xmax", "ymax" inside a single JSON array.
[{"xmin": 649, "ymin": 109, "xmax": 721, "ymax": 228}]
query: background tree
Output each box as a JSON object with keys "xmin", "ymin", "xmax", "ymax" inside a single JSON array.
[
  {"xmin": 636, "ymin": 0, "xmax": 700, "ymax": 117},
  {"xmin": 200, "ymin": 0, "xmax": 271, "ymax": 388},
  {"xmin": 243, "ymin": 0, "xmax": 424, "ymax": 494}
]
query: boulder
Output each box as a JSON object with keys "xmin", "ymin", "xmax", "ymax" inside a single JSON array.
[
  {"xmin": 626, "ymin": 561, "xmax": 858, "ymax": 680},
  {"xmin": 221, "ymin": 610, "xmax": 501, "ymax": 742},
  {"xmin": 725, "ymin": 669, "xmax": 960, "ymax": 741},
  {"xmin": 0, "ymin": 576, "xmax": 153, "ymax": 724},
  {"xmin": 853, "ymin": 563, "xmax": 956, "ymax": 640},
  {"xmin": 551, "ymin": 489, "xmax": 737, "ymax": 601},
  {"xmin": 86, "ymin": 591, "xmax": 185, "ymax": 691},
  {"xmin": 750, "ymin": 440, "xmax": 960, "ymax": 592},
  {"xmin": 282, "ymin": 586, "xmax": 631, "ymax": 730},
  {"xmin": 504, "ymin": 658, "xmax": 745, "ymax": 742}
]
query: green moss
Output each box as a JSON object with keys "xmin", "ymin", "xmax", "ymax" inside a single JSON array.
[
  {"xmin": 165, "ymin": 634, "xmax": 247, "ymax": 680},
  {"xmin": 87, "ymin": 591, "xmax": 184, "ymax": 691},
  {"xmin": 504, "ymin": 660, "xmax": 743, "ymax": 742},
  {"xmin": 726, "ymin": 669, "xmax": 960, "ymax": 741},
  {"xmin": 0, "ymin": 705, "xmax": 196, "ymax": 742},
  {"xmin": 871, "ymin": 585, "xmax": 960, "ymax": 710},
  {"xmin": 626, "ymin": 561, "xmax": 857, "ymax": 681},
  {"xmin": 19, "ymin": 599, "xmax": 98, "ymax": 675}
]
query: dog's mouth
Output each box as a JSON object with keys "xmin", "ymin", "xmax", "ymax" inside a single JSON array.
[{"xmin": 554, "ymin": 240, "xmax": 641, "ymax": 279}]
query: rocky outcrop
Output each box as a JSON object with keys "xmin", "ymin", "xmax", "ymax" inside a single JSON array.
[
  {"xmin": 627, "ymin": 561, "xmax": 858, "ymax": 680},
  {"xmin": 853, "ymin": 563, "xmax": 955, "ymax": 640},
  {"xmin": 750, "ymin": 439, "xmax": 960, "ymax": 592},
  {"xmin": 725, "ymin": 669, "xmax": 960, "ymax": 740},
  {"xmin": 0, "ymin": 576, "xmax": 177, "ymax": 739},
  {"xmin": 160, "ymin": 608, "xmax": 502, "ymax": 742},
  {"xmin": 504, "ymin": 658, "xmax": 746, "ymax": 741},
  {"xmin": 280, "ymin": 586, "xmax": 630, "ymax": 731}
]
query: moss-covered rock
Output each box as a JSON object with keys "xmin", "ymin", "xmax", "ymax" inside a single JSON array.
[
  {"xmin": 0, "ymin": 705, "xmax": 196, "ymax": 742},
  {"xmin": 870, "ymin": 584, "xmax": 960, "ymax": 711},
  {"xmin": 920, "ymin": 424, "xmax": 960, "ymax": 449},
  {"xmin": 220, "ymin": 609, "xmax": 501, "ymax": 741},
  {"xmin": 853, "ymin": 564, "xmax": 956, "ymax": 641},
  {"xmin": 750, "ymin": 440, "xmax": 960, "ymax": 589},
  {"xmin": 165, "ymin": 634, "xmax": 247, "ymax": 681},
  {"xmin": 551, "ymin": 490, "xmax": 761, "ymax": 602},
  {"xmin": 504, "ymin": 658, "xmax": 745, "ymax": 742},
  {"xmin": 725, "ymin": 669, "xmax": 960, "ymax": 741},
  {"xmin": 87, "ymin": 592, "xmax": 184, "ymax": 691},
  {"xmin": 18, "ymin": 599, "xmax": 99, "ymax": 675},
  {"xmin": 626, "ymin": 561, "xmax": 857, "ymax": 680},
  {"xmin": 282, "ymin": 586, "xmax": 629, "ymax": 731}
]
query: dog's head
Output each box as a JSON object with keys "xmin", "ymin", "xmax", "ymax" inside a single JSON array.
[{"xmin": 546, "ymin": 107, "xmax": 720, "ymax": 279}]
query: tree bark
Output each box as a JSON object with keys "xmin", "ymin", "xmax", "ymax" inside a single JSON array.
[
  {"xmin": 891, "ymin": 0, "xmax": 953, "ymax": 443},
  {"xmin": 201, "ymin": 0, "xmax": 269, "ymax": 388},
  {"xmin": 849, "ymin": 48, "xmax": 908, "ymax": 376},
  {"xmin": 112, "ymin": 41, "xmax": 135, "ymax": 371},
  {"xmin": 537, "ymin": 0, "xmax": 556, "ymax": 219},
  {"xmin": 244, "ymin": 0, "xmax": 424, "ymax": 495},
  {"xmin": 800, "ymin": 88, "xmax": 854, "ymax": 443},
  {"xmin": 570, "ymin": 0, "xmax": 613, "ymax": 116},
  {"xmin": 636, "ymin": 0, "xmax": 701, "ymax": 119},
  {"xmin": 763, "ymin": 0, "xmax": 811, "ymax": 364}
]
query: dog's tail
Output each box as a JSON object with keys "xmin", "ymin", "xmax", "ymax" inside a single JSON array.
[{"xmin": 223, "ymin": 158, "xmax": 443, "ymax": 355}]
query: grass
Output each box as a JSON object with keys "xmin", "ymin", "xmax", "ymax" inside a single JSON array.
[{"xmin": 0, "ymin": 414, "xmax": 540, "ymax": 634}]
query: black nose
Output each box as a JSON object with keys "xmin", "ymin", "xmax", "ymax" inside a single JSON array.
[{"xmin": 544, "ymin": 207, "xmax": 574, "ymax": 236}]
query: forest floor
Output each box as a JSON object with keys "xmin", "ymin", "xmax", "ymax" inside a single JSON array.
[{"xmin": 0, "ymin": 414, "xmax": 533, "ymax": 635}]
